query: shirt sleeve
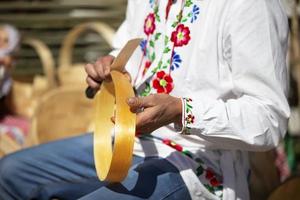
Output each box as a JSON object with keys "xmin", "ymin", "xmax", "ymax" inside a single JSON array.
[{"xmin": 181, "ymin": 0, "xmax": 290, "ymax": 151}]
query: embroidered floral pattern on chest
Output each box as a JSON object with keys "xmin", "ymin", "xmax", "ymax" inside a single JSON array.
[
  {"xmin": 152, "ymin": 71, "xmax": 174, "ymax": 93},
  {"xmin": 136, "ymin": 2, "xmax": 223, "ymax": 198},
  {"xmin": 138, "ymin": 0, "xmax": 200, "ymax": 96}
]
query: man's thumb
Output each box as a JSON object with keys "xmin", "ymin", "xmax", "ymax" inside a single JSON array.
[{"xmin": 127, "ymin": 97, "xmax": 147, "ymax": 113}]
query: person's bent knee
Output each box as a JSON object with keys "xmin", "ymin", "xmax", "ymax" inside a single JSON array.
[
  {"xmin": 0, "ymin": 152, "xmax": 28, "ymax": 200},
  {"xmin": 0, "ymin": 153, "xmax": 24, "ymax": 187}
]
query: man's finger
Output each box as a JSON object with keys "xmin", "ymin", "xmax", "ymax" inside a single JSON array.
[
  {"xmin": 135, "ymin": 108, "xmax": 157, "ymax": 133},
  {"xmin": 84, "ymin": 63, "xmax": 99, "ymax": 81},
  {"xmin": 101, "ymin": 56, "xmax": 114, "ymax": 77},
  {"xmin": 127, "ymin": 97, "xmax": 145, "ymax": 113},
  {"xmin": 86, "ymin": 76, "xmax": 101, "ymax": 90},
  {"xmin": 136, "ymin": 112, "xmax": 145, "ymax": 130},
  {"xmin": 103, "ymin": 65, "xmax": 111, "ymax": 78},
  {"xmin": 136, "ymin": 115, "xmax": 149, "ymax": 133},
  {"xmin": 94, "ymin": 60, "xmax": 106, "ymax": 80},
  {"xmin": 102, "ymin": 55, "xmax": 114, "ymax": 66},
  {"xmin": 127, "ymin": 96, "xmax": 154, "ymax": 112}
]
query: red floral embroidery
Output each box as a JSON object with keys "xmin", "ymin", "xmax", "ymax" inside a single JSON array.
[
  {"xmin": 163, "ymin": 139, "xmax": 183, "ymax": 152},
  {"xmin": 171, "ymin": 24, "xmax": 191, "ymax": 47},
  {"xmin": 152, "ymin": 71, "xmax": 174, "ymax": 94},
  {"xmin": 186, "ymin": 114, "xmax": 195, "ymax": 124},
  {"xmin": 182, "ymin": 98, "xmax": 194, "ymax": 135},
  {"xmin": 205, "ymin": 169, "xmax": 214, "ymax": 179},
  {"xmin": 187, "ymin": 98, "xmax": 193, "ymax": 102},
  {"xmin": 144, "ymin": 13, "xmax": 156, "ymax": 36},
  {"xmin": 205, "ymin": 168, "xmax": 222, "ymax": 187},
  {"xmin": 210, "ymin": 177, "xmax": 221, "ymax": 187},
  {"xmin": 142, "ymin": 60, "xmax": 152, "ymax": 76}
]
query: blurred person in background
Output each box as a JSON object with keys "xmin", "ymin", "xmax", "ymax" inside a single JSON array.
[
  {"xmin": 0, "ymin": 24, "xmax": 29, "ymax": 146},
  {"xmin": 0, "ymin": 0, "xmax": 290, "ymax": 200}
]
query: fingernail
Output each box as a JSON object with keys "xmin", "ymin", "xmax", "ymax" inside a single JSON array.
[{"xmin": 127, "ymin": 97, "xmax": 135, "ymax": 105}]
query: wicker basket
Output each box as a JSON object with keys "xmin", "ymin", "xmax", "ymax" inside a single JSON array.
[
  {"xmin": 10, "ymin": 37, "xmax": 56, "ymax": 118},
  {"xmin": 31, "ymin": 85, "xmax": 94, "ymax": 144},
  {"xmin": 58, "ymin": 22, "xmax": 115, "ymax": 87}
]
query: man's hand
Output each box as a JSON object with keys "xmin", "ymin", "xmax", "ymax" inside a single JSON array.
[
  {"xmin": 85, "ymin": 55, "xmax": 115, "ymax": 92},
  {"xmin": 127, "ymin": 94, "xmax": 182, "ymax": 134},
  {"xmin": 85, "ymin": 55, "xmax": 132, "ymax": 95}
]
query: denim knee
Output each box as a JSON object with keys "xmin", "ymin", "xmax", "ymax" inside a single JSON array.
[
  {"xmin": 0, "ymin": 153, "xmax": 26, "ymax": 199},
  {"xmin": 0, "ymin": 153, "xmax": 18, "ymax": 184}
]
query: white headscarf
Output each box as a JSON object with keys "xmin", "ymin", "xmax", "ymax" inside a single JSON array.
[
  {"xmin": 0, "ymin": 24, "xmax": 20, "ymax": 58},
  {"xmin": 0, "ymin": 24, "xmax": 20, "ymax": 98}
]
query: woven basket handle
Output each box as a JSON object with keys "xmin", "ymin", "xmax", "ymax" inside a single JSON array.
[
  {"xmin": 22, "ymin": 37, "xmax": 56, "ymax": 88},
  {"xmin": 59, "ymin": 22, "xmax": 115, "ymax": 70}
]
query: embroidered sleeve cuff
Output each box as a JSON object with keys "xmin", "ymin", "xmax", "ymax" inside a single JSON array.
[{"xmin": 180, "ymin": 97, "xmax": 195, "ymax": 135}]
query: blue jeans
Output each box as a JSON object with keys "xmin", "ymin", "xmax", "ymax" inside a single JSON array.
[{"xmin": 0, "ymin": 134, "xmax": 191, "ymax": 200}]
